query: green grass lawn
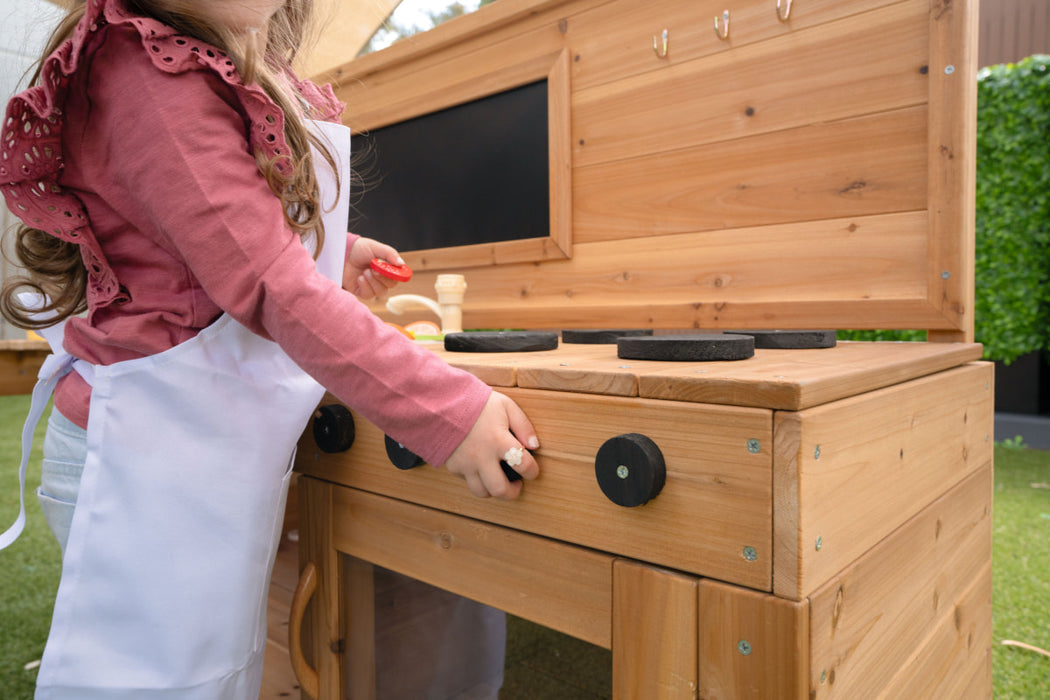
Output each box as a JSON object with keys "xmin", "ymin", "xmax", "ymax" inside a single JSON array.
[
  {"xmin": 0, "ymin": 393, "xmax": 1047, "ymax": 697},
  {"xmin": 991, "ymin": 442, "xmax": 1050, "ymax": 698}
]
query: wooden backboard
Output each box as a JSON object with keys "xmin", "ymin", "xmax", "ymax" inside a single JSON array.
[{"xmin": 328, "ymin": 0, "xmax": 978, "ymax": 340}]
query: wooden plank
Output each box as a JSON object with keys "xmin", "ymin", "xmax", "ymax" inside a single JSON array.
[
  {"xmin": 807, "ymin": 465, "xmax": 992, "ymax": 698},
  {"xmin": 516, "ymin": 345, "xmax": 642, "ymax": 396},
  {"xmin": 569, "ymin": 0, "xmax": 909, "ymax": 91},
  {"xmin": 612, "ymin": 560, "xmax": 698, "ymax": 699},
  {"xmin": 328, "ymin": 0, "xmax": 590, "ymax": 87},
  {"xmin": 0, "ymin": 346, "xmax": 50, "ymax": 396},
  {"xmin": 344, "ymin": 557, "xmax": 377, "ymax": 700},
  {"xmin": 341, "ymin": 19, "xmax": 568, "ymax": 132},
  {"xmin": 330, "ymin": 487, "xmax": 615, "ymax": 647},
  {"xmin": 380, "ymin": 212, "xmax": 949, "ymax": 333},
  {"xmin": 0, "ymin": 339, "xmax": 49, "ymax": 351},
  {"xmin": 879, "ymin": 563, "xmax": 992, "ymax": 699},
  {"xmin": 573, "ymin": 106, "xmax": 928, "ymax": 244},
  {"xmin": 266, "ymin": 536, "xmax": 297, "ymax": 648},
  {"xmin": 294, "ymin": 476, "xmax": 343, "ymax": 699},
  {"xmin": 774, "ymin": 362, "xmax": 993, "ymax": 600},
  {"xmin": 573, "ymin": 0, "xmax": 929, "ymax": 169},
  {"xmin": 637, "ymin": 341, "xmax": 984, "ymax": 410},
  {"xmin": 302, "ymin": 387, "xmax": 774, "ymax": 590},
  {"xmin": 261, "ymin": 537, "xmax": 301, "ymax": 700},
  {"xmin": 697, "ymin": 579, "xmax": 809, "ymax": 699},
  {"xmin": 926, "ymin": 0, "xmax": 980, "ymax": 341},
  {"xmin": 260, "ymin": 638, "xmax": 301, "ymax": 700},
  {"xmin": 440, "ymin": 344, "xmax": 608, "ymax": 388}
]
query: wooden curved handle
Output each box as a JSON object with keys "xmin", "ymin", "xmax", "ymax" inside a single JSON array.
[{"xmin": 289, "ymin": 561, "xmax": 320, "ymax": 699}]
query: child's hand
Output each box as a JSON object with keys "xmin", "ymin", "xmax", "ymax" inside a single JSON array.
[
  {"xmin": 344, "ymin": 237, "xmax": 403, "ymax": 300},
  {"xmin": 444, "ymin": 392, "xmax": 540, "ymax": 500}
]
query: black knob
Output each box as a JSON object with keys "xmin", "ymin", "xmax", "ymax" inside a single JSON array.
[
  {"xmin": 594, "ymin": 433, "xmax": 665, "ymax": 507},
  {"xmin": 386, "ymin": 434, "xmax": 524, "ymax": 482},
  {"xmin": 385, "ymin": 435, "xmax": 425, "ymax": 470},
  {"xmin": 499, "ymin": 460, "xmax": 524, "ymax": 482},
  {"xmin": 313, "ymin": 404, "xmax": 355, "ymax": 453}
]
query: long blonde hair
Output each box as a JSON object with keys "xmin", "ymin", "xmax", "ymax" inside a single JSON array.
[{"xmin": 1, "ymin": 0, "xmax": 335, "ymax": 330}]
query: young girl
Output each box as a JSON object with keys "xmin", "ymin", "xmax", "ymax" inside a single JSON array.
[{"xmin": 0, "ymin": 0, "xmax": 538, "ymax": 697}]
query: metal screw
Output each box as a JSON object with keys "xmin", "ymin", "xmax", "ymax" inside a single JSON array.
[
  {"xmin": 747, "ymin": 439, "xmax": 761, "ymax": 454},
  {"xmin": 743, "ymin": 546, "xmax": 758, "ymax": 562},
  {"xmin": 814, "ymin": 445, "xmax": 821, "ymax": 460},
  {"xmin": 821, "ymin": 670, "xmax": 827, "ymax": 683},
  {"xmin": 944, "ymin": 65, "xmax": 955, "ymax": 75},
  {"xmin": 616, "ymin": 465, "xmax": 630, "ymax": 479},
  {"xmin": 560, "ymin": 362, "xmax": 571, "ymax": 366},
  {"xmin": 619, "ymin": 365, "xmax": 632, "ymax": 369},
  {"xmin": 815, "ymin": 536, "xmax": 823, "ymax": 551},
  {"xmin": 941, "ymin": 270, "xmax": 951, "ymax": 279},
  {"xmin": 737, "ymin": 640, "xmax": 752, "ymax": 656}
]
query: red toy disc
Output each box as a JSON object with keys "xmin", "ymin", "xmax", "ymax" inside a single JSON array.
[{"xmin": 370, "ymin": 259, "xmax": 413, "ymax": 282}]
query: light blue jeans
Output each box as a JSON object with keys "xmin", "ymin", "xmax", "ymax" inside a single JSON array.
[{"xmin": 38, "ymin": 409, "xmax": 87, "ymax": 554}]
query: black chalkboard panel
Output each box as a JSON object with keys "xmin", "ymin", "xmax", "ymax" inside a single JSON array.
[{"xmin": 350, "ymin": 80, "xmax": 550, "ymax": 253}]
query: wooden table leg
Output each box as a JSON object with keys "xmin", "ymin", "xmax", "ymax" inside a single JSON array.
[
  {"xmin": 698, "ymin": 579, "xmax": 809, "ymax": 699},
  {"xmin": 612, "ymin": 559, "xmax": 699, "ymax": 699},
  {"xmin": 344, "ymin": 556, "xmax": 376, "ymax": 700}
]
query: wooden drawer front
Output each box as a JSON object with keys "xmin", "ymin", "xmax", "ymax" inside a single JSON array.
[
  {"xmin": 330, "ymin": 487, "xmax": 615, "ymax": 648},
  {"xmin": 298, "ymin": 387, "xmax": 773, "ymax": 590}
]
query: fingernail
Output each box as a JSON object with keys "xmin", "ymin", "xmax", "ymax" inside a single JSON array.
[
  {"xmin": 395, "ymin": 256, "xmax": 405, "ymax": 265},
  {"xmin": 528, "ymin": 437, "xmax": 539, "ymax": 450}
]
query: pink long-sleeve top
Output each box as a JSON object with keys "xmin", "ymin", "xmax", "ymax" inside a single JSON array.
[{"xmin": 0, "ymin": 1, "xmax": 490, "ymax": 467}]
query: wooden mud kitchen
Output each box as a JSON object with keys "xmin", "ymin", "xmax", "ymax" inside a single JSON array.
[{"xmin": 290, "ymin": 0, "xmax": 990, "ymax": 697}]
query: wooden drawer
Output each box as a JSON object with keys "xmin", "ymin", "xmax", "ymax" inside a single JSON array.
[{"xmin": 300, "ymin": 387, "xmax": 774, "ymax": 591}]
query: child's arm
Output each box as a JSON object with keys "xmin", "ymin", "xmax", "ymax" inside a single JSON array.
[{"xmin": 345, "ymin": 238, "xmax": 541, "ymax": 498}]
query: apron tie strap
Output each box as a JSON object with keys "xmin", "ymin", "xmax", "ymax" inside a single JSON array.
[
  {"xmin": 1, "ymin": 292, "xmax": 83, "ymax": 550},
  {"xmin": 0, "ymin": 350, "xmax": 76, "ymax": 550}
]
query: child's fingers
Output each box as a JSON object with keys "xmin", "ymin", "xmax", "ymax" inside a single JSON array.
[
  {"xmin": 498, "ymin": 396, "xmax": 540, "ymax": 480},
  {"xmin": 464, "ymin": 472, "xmax": 492, "ymax": 499},
  {"xmin": 481, "ymin": 461, "xmax": 523, "ymax": 500},
  {"xmin": 355, "ymin": 270, "xmax": 396, "ymax": 300}
]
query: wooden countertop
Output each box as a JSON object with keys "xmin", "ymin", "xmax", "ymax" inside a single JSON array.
[{"xmin": 436, "ymin": 340, "xmax": 985, "ymax": 410}]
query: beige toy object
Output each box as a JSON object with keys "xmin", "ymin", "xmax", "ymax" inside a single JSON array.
[{"xmin": 386, "ymin": 274, "xmax": 466, "ymax": 335}]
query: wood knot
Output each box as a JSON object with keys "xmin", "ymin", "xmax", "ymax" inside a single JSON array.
[
  {"xmin": 831, "ymin": 585, "xmax": 845, "ymax": 631},
  {"xmin": 436, "ymin": 531, "xmax": 454, "ymax": 550}
]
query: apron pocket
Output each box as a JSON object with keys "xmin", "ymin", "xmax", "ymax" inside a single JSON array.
[{"xmin": 36, "ymin": 482, "xmax": 77, "ymax": 552}]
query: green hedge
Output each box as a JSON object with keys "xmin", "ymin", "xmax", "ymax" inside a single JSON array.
[
  {"xmin": 974, "ymin": 55, "xmax": 1050, "ymax": 364},
  {"xmin": 841, "ymin": 56, "xmax": 1050, "ymax": 361}
]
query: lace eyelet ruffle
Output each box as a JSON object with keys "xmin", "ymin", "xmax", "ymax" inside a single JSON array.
[{"xmin": 0, "ymin": 0, "xmax": 344, "ymax": 310}]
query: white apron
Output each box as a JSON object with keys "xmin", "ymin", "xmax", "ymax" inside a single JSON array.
[{"xmin": 1, "ymin": 119, "xmax": 350, "ymax": 699}]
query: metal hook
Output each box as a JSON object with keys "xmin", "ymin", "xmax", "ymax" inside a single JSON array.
[
  {"xmin": 777, "ymin": 0, "xmax": 793, "ymax": 21},
  {"xmin": 713, "ymin": 10, "xmax": 730, "ymax": 40},
  {"xmin": 652, "ymin": 29, "xmax": 669, "ymax": 58}
]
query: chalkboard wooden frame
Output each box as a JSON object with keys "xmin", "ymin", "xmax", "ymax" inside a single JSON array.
[{"xmin": 348, "ymin": 49, "xmax": 573, "ymax": 272}]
